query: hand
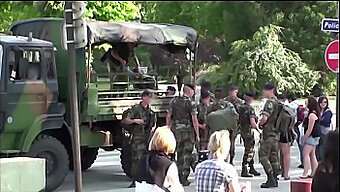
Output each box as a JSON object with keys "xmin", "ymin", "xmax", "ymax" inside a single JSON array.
[
  {"xmin": 196, "ymin": 135, "xmax": 200, "ymax": 142},
  {"xmin": 120, "ymin": 59, "xmax": 126, "ymax": 66},
  {"xmin": 301, "ymin": 136, "xmax": 307, "ymax": 146},
  {"xmin": 133, "ymin": 119, "xmax": 145, "ymax": 125},
  {"xmin": 293, "ymin": 131, "xmax": 298, "ymax": 140}
]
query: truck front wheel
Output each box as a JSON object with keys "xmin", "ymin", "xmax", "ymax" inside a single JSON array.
[
  {"xmin": 28, "ymin": 135, "xmax": 69, "ymax": 192},
  {"xmin": 69, "ymin": 147, "xmax": 99, "ymax": 171}
]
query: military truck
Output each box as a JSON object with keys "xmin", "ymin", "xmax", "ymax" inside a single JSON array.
[{"xmin": 0, "ymin": 18, "xmax": 198, "ymax": 191}]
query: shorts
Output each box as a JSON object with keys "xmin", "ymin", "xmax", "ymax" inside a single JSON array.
[
  {"xmin": 279, "ymin": 130, "xmax": 294, "ymax": 143},
  {"xmin": 305, "ymin": 136, "xmax": 320, "ymax": 146}
]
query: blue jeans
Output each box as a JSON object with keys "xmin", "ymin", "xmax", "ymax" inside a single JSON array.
[{"xmin": 294, "ymin": 124, "xmax": 303, "ymax": 165}]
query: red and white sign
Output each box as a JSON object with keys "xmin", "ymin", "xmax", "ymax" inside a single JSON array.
[{"xmin": 325, "ymin": 40, "xmax": 339, "ymax": 73}]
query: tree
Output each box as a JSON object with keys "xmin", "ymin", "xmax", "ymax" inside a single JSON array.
[{"xmin": 203, "ymin": 24, "xmax": 319, "ymax": 96}]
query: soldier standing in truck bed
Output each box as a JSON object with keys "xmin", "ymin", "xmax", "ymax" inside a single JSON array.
[
  {"xmin": 259, "ymin": 83, "xmax": 281, "ymax": 188},
  {"xmin": 225, "ymin": 85, "xmax": 243, "ymax": 165},
  {"xmin": 122, "ymin": 90, "xmax": 156, "ymax": 188},
  {"xmin": 166, "ymin": 84, "xmax": 199, "ymax": 186},
  {"xmin": 238, "ymin": 92, "xmax": 261, "ymax": 178}
]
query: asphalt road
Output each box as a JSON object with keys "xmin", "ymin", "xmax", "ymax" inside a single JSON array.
[{"xmin": 56, "ymin": 134, "xmax": 315, "ymax": 192}]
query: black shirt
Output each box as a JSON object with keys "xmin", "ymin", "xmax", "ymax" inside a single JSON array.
[{"xmin": 101, "ymin": 43, "xmax": 131, "ymax": 66}]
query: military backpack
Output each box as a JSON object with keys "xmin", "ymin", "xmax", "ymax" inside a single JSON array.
[{"xmin": 275, "ymin": 103, "xmax": 295, "ymax": 133}]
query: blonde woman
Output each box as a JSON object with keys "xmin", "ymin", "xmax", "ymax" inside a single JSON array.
[
  {"xmin": 195, "ymin": 130, "xmax": 240, "ymax": 192},
  {"xmin": 135, "ymin": 126, "xmax": 184, "ymax": 192}
]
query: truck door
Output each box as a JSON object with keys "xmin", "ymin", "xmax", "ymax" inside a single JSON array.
[{"xmin": 5, "ymin": 47, "xmax": 47, "ymax": 133}]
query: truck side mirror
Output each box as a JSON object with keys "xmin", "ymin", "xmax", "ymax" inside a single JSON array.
[{"xmin": 18, "ymin": 57, "xmax": 28, "ymax": 79}]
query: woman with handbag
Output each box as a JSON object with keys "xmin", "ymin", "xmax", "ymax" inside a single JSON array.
[
  {"xmin": 316, "ymin": 96, "xmax": 333, "ymax": 161},
  {"xmin": 300, "ymin": 96, "xmax": 322, "ymax": 179}
]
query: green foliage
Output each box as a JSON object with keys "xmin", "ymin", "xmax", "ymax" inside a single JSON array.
[{"xmin": 204, "ymin": 25, "xmax": 319, "ymax": 96}]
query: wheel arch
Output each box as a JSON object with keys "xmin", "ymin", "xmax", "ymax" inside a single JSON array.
[{"xmin": 20, "ymin": 114, "xmax": 69, "ymax": 152}]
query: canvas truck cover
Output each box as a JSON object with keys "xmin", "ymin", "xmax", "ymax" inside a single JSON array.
[
  {"xmin": 10, "ymin": 18, "xmax": 198, "ymax": 52},
  {"xmin": 206, "ymin": 108, "xmax": 238, "ymax": 134}
]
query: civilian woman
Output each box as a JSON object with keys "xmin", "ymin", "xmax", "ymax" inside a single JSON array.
[
  {"xmin": 195, "ymin": 130, "xmax": 240, "ymax": 192},
  {"xmin": 300, "ymin": 96, "xmax": 321, "ymax": 178},
  {"xmin": 316, "ymin": 96, "xmax": 333, "ymax": 161},
  {"xmin": 312, "ymin": 130, "xmax": 339, "ymax": 192},
  {"xmin": 135, "ymin": 126, "xmax": 184, "ymax": 192}
]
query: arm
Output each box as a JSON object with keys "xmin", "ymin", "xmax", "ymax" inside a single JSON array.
[
  {"xmin": 225, "ymin": 166, "xmax": 240, "ymax": 192},
  {"xmin": 259, "ymin": 115, "xmax": 268, "ymax": 127},
  {"xmin": 124, "ymin": 114, "xmax": 144, "ymax": 125},
  {"xmin": 320, "ymin": 110, "xmax": 333, "ymax": 127},
  {"xmin": 165, "ymin": 163, "xmax": 185, "ymax": 192},
  {"xmin": 166, "ymin": 112, "xmax": 172, "ymax": 127},
  {"xmin": 259, "ymin": 100, "xmax": 274, "ymax": 127},
  {"xmin": 110, "ymin": 49, "xmax": 126, "ymax": 65},
  {"xmin": 192, "ymin": 114, "xmax": 200, "ymax": 141}
]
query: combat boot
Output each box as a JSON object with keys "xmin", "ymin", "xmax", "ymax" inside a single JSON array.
[
  {"xmin": 249, "ymin": 164, "xmax": 261, "ymax": 176},
  {"xmin": 241, "ymin": 166, "xmax": 253, "ymax": 177},
  {"xmin": 260, "ymin": 171, "xmax": 278, "ymax": 188}
]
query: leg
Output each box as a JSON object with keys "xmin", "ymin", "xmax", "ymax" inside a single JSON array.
[
  {"xmin": 302, "ymin": 144, "xmax": 313, "ymax": 177},
  {"xmin": 181, "ymin": 131, "xmax": 195, "ymax": 185},
  {"xmin": 259, "ymin": 139, "xmax": 277, "ymax": 188},
  {"xmin": 248, "ymin": 134, "xmax": 260, "ymax": 176},
  {"xmin": 229, "ymin": 129, "xmax": 236, "ymax": 165},
  {"xmin": 294, "ymin": 125, "xmax": 304, "ymax": 166},
  {"xmin": 310, "ymin": 146, "xmax": 318, "ymax": 176},
  {"xmin": 130, "ymin": 138, "xmax": 146, "ymax": 187},
  {"xmin": 174, "ymin": 132, "xmax": 185, "ymax": 182},
  {"xmin": 281, "ymin": 143, "xmax": 291, "ymax": 178}
]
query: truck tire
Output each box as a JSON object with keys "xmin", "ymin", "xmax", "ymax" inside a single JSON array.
[
  {"xmin": 69, "ymin": 147, "xmax": 99, "ymax": 171},
  {"xmin": 28, "ymin": 135, "xmax": 69, "ymax": 192},
  {"xmin": 120, "ymin": 144, "xmax": 132, "ymax": 178}
]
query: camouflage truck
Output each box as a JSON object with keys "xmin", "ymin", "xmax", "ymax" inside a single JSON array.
[{"xmin": 0, "ymin": 18, "xmax": 198, "ymax": 191}]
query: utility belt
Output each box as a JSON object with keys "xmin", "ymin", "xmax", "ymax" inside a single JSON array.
[{"xmin": 172, "ymin": 120, "xmax": 193, "ymax": 131}]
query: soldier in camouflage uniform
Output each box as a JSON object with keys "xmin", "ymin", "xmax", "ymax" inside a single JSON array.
[
  {"xmin": 197, "ymin": 92, "xmax": 212, "ymax": 150},
  {"xmin": 225, "ymin": 85, "xmax": 243, "ymax": 165},
  {"xmin": 239, "ymin": 92, "xmax": 261, "ymax": 177},
  {"xmin": 209, "ymin": 88, "xmax": 234, "ymax": 113},
  {"xmin": 166, "ymin": 84, "xmax": 199, "ymax": 186},
  {"xmin": 200, "ymin": 81, "xmax": 215, "ymax": 102},
  {"xmin": 123, "ymin": 90, "xmax": 156, "ymax": 187},
  {"xmin": 258, "ymin": 83, "xmax": 281, "ymax": 188}
]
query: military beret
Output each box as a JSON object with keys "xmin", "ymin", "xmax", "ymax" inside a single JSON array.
[
  {"xmin": 244, "ymin": 92, "xmax": 255, "ymax": 98},
  {"xmin": 215, "ymin": 87, "xmax": 223, "ymax": 93},
  {"xmin": 277, "ymin": 94, "xmax": 286, "ymax": 100},
  {"xmin": 200, "ymin": 81, "xmax": 211, "ymax": 87},
  {"xmin": 185, "ymin": 83, "xmax": 195, "ymax": 90},
  {"xmin": 141, "ymin": 90, "xmax": 153, "ymax": 98},
  {"xmin": 229, "ymin": 85, "xmax": 238, "ymax": 91},
  {"xmin": 201, "ymin": 91, "xmax": 210, "ymax": 99},
  {"xmin": 263, "ymin": 83, "xmax": 276, "ymax": 90},
  {"xmin": 167, "ymin": 86, "xmax": 176, "ymax": 92}
]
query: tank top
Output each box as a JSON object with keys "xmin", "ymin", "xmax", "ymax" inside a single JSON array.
[{"xmin": 303, "ymin": 112, "xmax": 321, "ymax": 137}]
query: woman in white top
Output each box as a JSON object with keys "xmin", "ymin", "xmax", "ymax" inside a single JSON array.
[
  {"xmin": 135, "ymin": 126, "xmax": 184, "ymax": 192},
  {"xmin": 195, "ymin": 130, "xmax": 240, "ymax": 192}
]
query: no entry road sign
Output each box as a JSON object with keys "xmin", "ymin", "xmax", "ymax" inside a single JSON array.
[{"xmin": 325, "ymin": 40, "xmax": 339, "ymax": 73}]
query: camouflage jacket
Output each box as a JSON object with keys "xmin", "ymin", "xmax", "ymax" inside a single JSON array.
[
  {"xmin": 239, "ymin": 103, "xmax": 257, "ymax": 135},
  {"xmin": 260, "ymin": 97, "xmax": 280, "ymax": 140},
  {"xmin": 128, "ymin": 102, "xmax": 156, "ymax": 136},
  {"xmin": 199, "ymin": 91, "xmax": 215, "ymax": 103},
  {"xmin": 225, "ymin": 96, "xmax": 244, "ymax": 113},
  {"xmin": 168, "ymin": 95, "xmax": 198, "ymax": 129},
  {"xmin": 197, "ymin": 103, "xmax": 212, "ymax": 124}
]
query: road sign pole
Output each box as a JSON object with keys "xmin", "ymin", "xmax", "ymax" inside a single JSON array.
[
  {"xmin": 65, "ymin": 2, "xmax": 83, "ymax": 192},
  {"xmin": 337, "ymin": 73, "xmax": 339, "ymax": 129}
]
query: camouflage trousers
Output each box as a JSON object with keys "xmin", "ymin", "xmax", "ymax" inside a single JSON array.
[
  {"xmin": 259, "ymin": 137, "xmax": 280, "ymax": 173},
  {"xmin": 130, "ymin": 136, "xmax": 148, "ymax": 178},
  {"xmin": 228, "ymin": 129, "xmax": 238, "ymax": 162},
  {"xmin": 241, "ymin": 132, "xmax": 255, "ymax": 166},
  {"xmin": 174, "ymin": 130, "xmax": 195, "ymax": 182}
]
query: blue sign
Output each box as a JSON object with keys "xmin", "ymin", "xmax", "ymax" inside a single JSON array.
[{"xmin": 321, "ymin": 18, "xmax": 339, "ymax": 32}]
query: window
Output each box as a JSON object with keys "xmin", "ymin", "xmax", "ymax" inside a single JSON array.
[
  {"xmin": 44, "ymin": 50, "xmax": 56, "ymax": 80},
  {"xmin": 9, "ymin": 48, "xmax": 41, "ymax": 82}
]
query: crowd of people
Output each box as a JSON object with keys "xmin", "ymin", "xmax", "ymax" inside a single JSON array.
[{"xmin": 121, "ymin": 81, "xmax": 338, "ymax": 192}]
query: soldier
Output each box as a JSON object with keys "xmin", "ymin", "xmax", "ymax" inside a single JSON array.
[
  {"xmin": 123, "ymin": 90, "xmax": 157, "ymax": 188},
  {"xmin": 197, "ymin": 91, "xmax": 211, "ymax": 149},
  {"xmin": 166, "ymin": 86, "xmax": 176, "ymax": 96},
  {"xmin": 166, "ymin": 84, "xmax": 199, "ymax": 186},
  {"xmin": 258, "ymin": 83, "xmax": 281, "ymax": 188},
  {"xmin": 225, "ymin": 85, "xmax": 243, "ymax": 165},
  {"xmin": 200, "ymin": 81, "xmax": 215, "ymax": 102},
  {"xmin": 239, "ymin": 92, "xmax": 261, "ymax": 177}
]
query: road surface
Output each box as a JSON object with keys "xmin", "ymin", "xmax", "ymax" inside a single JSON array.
[{"xmin": 56, "ymin": 135, "xmax": 312, "ymax": 192}]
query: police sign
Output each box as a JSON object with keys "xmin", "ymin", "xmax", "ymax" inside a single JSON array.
[{"xmin": 321, "ymin": 18, "xmax": 339, "ymax": 32}]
